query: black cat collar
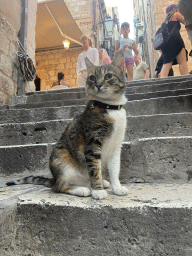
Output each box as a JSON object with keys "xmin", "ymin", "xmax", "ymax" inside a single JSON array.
[{"xmin": 93, "ymin": 100, "xmax": 122, "ymax": 110}]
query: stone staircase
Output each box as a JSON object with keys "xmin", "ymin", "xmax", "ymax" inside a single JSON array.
[{"xmin": 1, "ymin": 75, "xmax": 192, "ymax": 255}]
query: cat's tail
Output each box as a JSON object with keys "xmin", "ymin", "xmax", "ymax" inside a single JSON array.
[{"xmin": 6, "ymin": 176, "xmax": 56, "ymax": 188}]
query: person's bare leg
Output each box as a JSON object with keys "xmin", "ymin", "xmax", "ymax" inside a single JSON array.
[
  {"xmin": 160, "ymin": 62, "xmax": 172, "ymax": 77},
  {"xmin": 176, "ymin": 48, "xmax": 188, "ymax": 75},
  {"xmin": 127, "ymin": 64, "xmax": 134, "ymax": 81}
]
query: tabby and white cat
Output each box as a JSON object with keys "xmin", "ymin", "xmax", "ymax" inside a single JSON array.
[{"xmin": 7, "ymin": 51, "xmax": 128, "ymax": 200}]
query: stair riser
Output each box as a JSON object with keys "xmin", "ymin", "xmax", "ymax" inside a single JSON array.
[
  {"xmin": 127, "ymin": 88, "xmax": 192, "ymax": 101},
  {"xmin": 9, "ymin": 98, "xmax": 88, "ymax": 109},
  {"xmin": 7, "ymin": 202, "xmax": 191, "ymax": 256},
  {"xmin": 1, "ymin": 138, "xmax": 191, "ymax": 183},
  {"xmin": 1, "ymin": 114, "xmax": 192, "ymax": 146},
  {"xmin": 12, "ymin": 81, "xmax": 192, "ymax": 104},
  {"xmin": 2, "ymin": 95, "xmax": 192, "ymax": 124},
  {"xmin": 0, "ymin": 106, "xmax": 85, "ymax": 124},
  {"xmin": 126, "ymin": 94, "xmax": 192, "ymax": 115}
]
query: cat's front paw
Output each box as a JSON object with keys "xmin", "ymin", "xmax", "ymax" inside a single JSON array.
[
  {"xmin": 91, "ymin": 189, "xmax": 108, "ymax": 200},
  {"xmin": 103, "ymin": 180, "xmax": 110, "ymax": 188},
  {"xmin": 113, "ymin": 186, "xmax": 128, "ymax": 196}
]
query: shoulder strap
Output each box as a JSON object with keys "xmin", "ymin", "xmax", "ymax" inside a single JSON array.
[{"xmin": 165, "ymin": 12, "xmax": 175, "ymax": 23}]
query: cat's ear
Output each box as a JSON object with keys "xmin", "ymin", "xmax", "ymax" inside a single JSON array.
[
  {"xmin": 112, "ymin": 51, "xmax": 124, "ymax": 72},
  {"xmin": 84, "ymin": 57, "xmax": 95, "ymax": 69}
]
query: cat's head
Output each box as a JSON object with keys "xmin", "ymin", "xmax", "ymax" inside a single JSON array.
[{"xmin": 85, "ymin": 51, "xmax": 126, "ymax": 105}]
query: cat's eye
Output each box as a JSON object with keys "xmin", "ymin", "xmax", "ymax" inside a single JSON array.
[
  {"xmin": 104, "ymin": 73, "xmax": 112, "ymax": 80},
  {"xmin": 90, "ymin": 75, "xmax": 96, "ymax": 82}
]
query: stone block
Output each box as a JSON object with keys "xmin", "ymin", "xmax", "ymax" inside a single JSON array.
[
  {"xmin": 54, "ymin": 52, "xmax": 63, "ymax": 59},
  {"xmin": 0, "ymin": 72, "xmax": 14, "ymax": 95},
  {"xmin": 59, "ymin": 58, "xmax": 67, "ymax": 64},
  {"xmin": 65, "ymin": 63, "xmax": 73, "ymax": 69},
  {"xmin": 0, "ymin": 91, "xmax": 6, "ymax": 105},
  {"xmin": 0, "ymin": 144, "xmax": 50, "ymax": 175},
  {"xmin": 0, "ymin": 31, "xmax": 10, "ymax": 55},
  {"xmin": 41, "ymin": 55, "xmax": 48, "ymax": 60},
  {"xmin": 1, "ymin": 16, "xmax": 17, "ymax": 42},
  {"xmin": 56, "ymin": 64, "xmax": 64, "ymax": 70},
  {"xmin": 48, "ymin": 70, "xmax": 55, "ymax": 77},
  {"xmin": 35, "ymin": 55, "xmax": 42, "ymax": 61},
  {"xmin": 71, "ymin": 57, "xmax": 76, "ymax": 62},
  {"xmin": 69, "ymin": 79, "xmax": 76, "ymax": 85},
  {"xmin": 48, "ymin": 59, "xmax": 59, "ymax": 65}
]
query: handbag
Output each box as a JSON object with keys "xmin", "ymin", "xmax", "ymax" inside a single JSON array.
[
  {"xmin": 152, "ymin": 13, "xmax": 176, "ymax": 50},
  {"xmin": 152, "ymin": 26, "xmax": 165, "ymax": 50}
]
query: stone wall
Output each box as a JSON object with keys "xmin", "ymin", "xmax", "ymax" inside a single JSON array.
[
  {"xmin": 0, "ymin": 12, "xmax": 18, "ymax": 105},
  {"xmin": 65, "ymin": 0, "xmax": 103, "ymax": 48},
  {"xmin": 35, "ymin": 48, "xmax": 82, "ymax": 90},
  {"xmin": 0, "ymin": 0, "xmax": 37, "ymax": 105}
]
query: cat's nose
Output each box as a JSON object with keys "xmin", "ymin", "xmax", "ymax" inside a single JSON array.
[{"xmin": 96, "ymin": 83, "xmax": 103, "ymax": 89}]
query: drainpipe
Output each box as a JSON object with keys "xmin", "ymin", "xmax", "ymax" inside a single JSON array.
[
  {"xmin": 93, "ymin": 0, "xmax": 97, "ymax": 48},
  {"xmin": 17, "ymin": 0, "xmax": 28, "ymax": 96}
]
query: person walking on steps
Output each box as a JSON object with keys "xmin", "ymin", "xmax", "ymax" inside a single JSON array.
[
  {"xmin": 76, "ymin": 35, "xmax": 99, "ymax": 87},
  {"xmin": 160, "ymin": 4, "xmax": 188, "ymax": 77}
]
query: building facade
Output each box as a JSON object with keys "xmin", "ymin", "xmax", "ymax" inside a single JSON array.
[{"xmin": 133, "ymin": 0, "xmax": 192, "ymax": 77}]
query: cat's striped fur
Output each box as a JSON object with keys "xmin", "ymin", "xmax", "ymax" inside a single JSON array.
[{"xmin": 6, "ymin": 51, "xmax": 128, "ymax": 200}]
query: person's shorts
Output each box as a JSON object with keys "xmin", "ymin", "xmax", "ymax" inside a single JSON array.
[
  {"xmin": 125, "ymin": 57, "xmax": 135, "ymax": 65},
  {"xmin": 178, "ymin": 0, "xmax": 192, "ymax": 27}
]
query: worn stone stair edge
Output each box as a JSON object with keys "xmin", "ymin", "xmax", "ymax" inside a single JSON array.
[
  {"xmin": 0, "ymin": 135, "xmax": 192, "ymax": 149},
  {"xmin": 1, "ymin": 182, "xmax": 192, "ymax": 209},
  {"xmin": 1, "ymin": 95, "xmax": 192, "ymax": 124},
  {"xmin": 126, "ymin": 87, "xmax": 192, "ymax": 99},
  {"xmin": 2, "ymin": 111, "xmax": 192, "ymax": 125},
  {"xmin": 10, "ymin": 88, "xmax": 192, "ymax": 108},
  {"xmin": 10, "ymin": 84, "xmax": 192, "ymax": 106},
  {"xmin": 1, "ymin": 184, "xmax": 192, "ymax": 256},
  {"xmin": 1, "ymin": 113, "xmax": 192, "ymax": 147},
  {"xmin": 25, "ymin": 74, "xmax": 192, "ymax": 96}
]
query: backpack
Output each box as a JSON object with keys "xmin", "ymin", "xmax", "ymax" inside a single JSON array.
[{"xmin": 152, "ymin": 13, "xmax": 176, "ymax": 50}]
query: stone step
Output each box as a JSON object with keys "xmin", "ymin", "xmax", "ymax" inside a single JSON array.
[
  {"xmin": 126, "ymin": 76, "xmax": 192, "ymax": 94},
  {"xmin": 9, "ymin": 75, "xmax": 192, "ymax": 108},
  {"xmin": 1, "ymin": 94, "xmax": 192, "ymax": 125},
  {"xmin": 1, "ymin": 182, "xmax": 192, "ymax": 255},
  {"xmin": 126, "ymin": 94, "xmax": 192, "ymax": 115},
  {"xmin": 9, "ymin": 87, "xmax": 192, "ymax": 110},
  {"xmin": 0, "ymin": 137, "xmax": 191, "ymax": 183},
  {"xmin": 0, "ymin": 105, "xmax": 85, "ymax": 124},
  {"xmin": 127, "ymin": 88, "xmax": 192, "ymax": 101},
  {"xmin": 1, "ymin": 113, "xmax": 192, "ymax": 146},
  {"xmin": 127, "ymin": 74, "xmax": 192, "ymax": 86},
  {"xmin": 9, "ymin": 98, "xmax": 88, "ymax": 109}
]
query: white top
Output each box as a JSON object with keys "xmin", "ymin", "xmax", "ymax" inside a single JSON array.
[
  {"xmin": 118, "ymin": 38, "xmax": 135, "ymax": 58},
  {"xmin": 76, "ymin": 47, "xmax": 99, "ymax": 73}
]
